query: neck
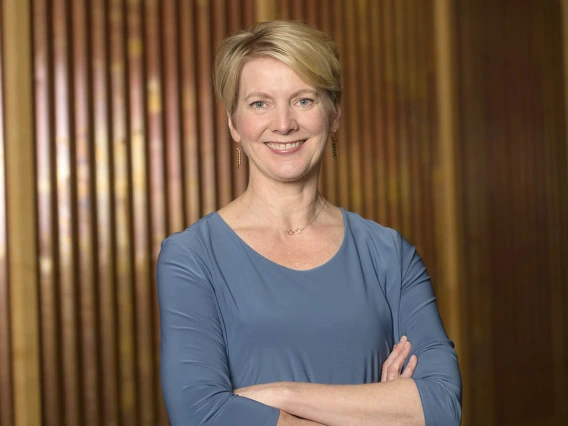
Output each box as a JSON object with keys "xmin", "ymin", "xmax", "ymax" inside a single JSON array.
[{"xmin": 239, "ymin": 172, "xmax": 324, "ymax": 229}]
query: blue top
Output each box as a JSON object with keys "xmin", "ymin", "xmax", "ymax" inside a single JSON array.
[{"xmin": 157, "ymin": 208, "xmax": 462, "ymax": 426}]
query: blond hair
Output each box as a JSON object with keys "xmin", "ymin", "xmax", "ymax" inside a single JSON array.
[{"xmin": 213, "ymin": 20, "xmax": 341, "ymax": 116}]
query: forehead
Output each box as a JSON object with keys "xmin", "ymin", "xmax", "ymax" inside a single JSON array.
[{"xmin": 238, "ymin": 57, "xmax": 315, "ymax": 96}]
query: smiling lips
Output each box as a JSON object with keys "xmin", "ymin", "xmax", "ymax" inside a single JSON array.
[{"xmin": 265, "ymin": 140, "xmax": 306, "ymax": 152}]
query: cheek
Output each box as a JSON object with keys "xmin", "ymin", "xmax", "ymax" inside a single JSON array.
[
  {"xmin": 234, "ymin": 117, "xmax": 266, "ymax": 140},
  {"xmin": 305, "ymin": 110, "xmax": 331, "ymax": 133}
]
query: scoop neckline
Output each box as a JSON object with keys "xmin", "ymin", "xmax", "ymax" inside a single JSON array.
[{"xmin": 213, "ymin": 207, "xmax": 349, "ymax": 273}]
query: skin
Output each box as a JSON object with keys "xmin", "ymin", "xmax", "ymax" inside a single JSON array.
[
  {"xmin": 219, "ymin": 56, "xmax": 344, "ymax": 271},
  {"xmin": 218, "ymin": 57, "xmax": 425, "ymax": 425},
  {"xmin": 235, "ymin": 336, "xmax": 421, "ymax": 426}
]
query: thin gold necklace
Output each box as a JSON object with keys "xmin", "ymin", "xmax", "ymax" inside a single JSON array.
[{"xmin": 249, "ymin": 198, "xmax": 327, "ymax": 236}]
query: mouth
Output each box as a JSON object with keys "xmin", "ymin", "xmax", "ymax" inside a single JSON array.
[{"xmin": 265, "ymin": 140, "xmax": 306, "ymax": 151}]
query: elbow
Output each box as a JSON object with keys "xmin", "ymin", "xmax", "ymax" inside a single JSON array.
[
  {"xmin": 162, "ymin": 383, "xmax": 233, "ymax": 426},
  {"xmin": 414, "ymin": 377, "xmax": 462, "ymax": 426}
]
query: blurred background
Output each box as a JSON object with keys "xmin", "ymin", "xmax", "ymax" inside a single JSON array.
[{"xmin": 1, "ymin": 0, "xmax": 567, "ymax": 425}]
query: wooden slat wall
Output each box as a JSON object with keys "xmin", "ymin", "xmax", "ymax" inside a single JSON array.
[
  {"xmin": 0, "ymin": 0, "xmax": 13, "ymax": 423},
  {"xmin": 455, "ymin": 1, "xmax": 568, "ymax": 425},
  {"xmin": 30, "ymin": 1, "xmax": 257, "ymax": 426},
  {"xmin": 1, "ymin": 1, "xmax": 567, "ymax": 426}
]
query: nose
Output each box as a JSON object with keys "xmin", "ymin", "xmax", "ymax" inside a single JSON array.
[{"xmin": 272, "ymin": 105, "xmax": 298, "ymax": 134}]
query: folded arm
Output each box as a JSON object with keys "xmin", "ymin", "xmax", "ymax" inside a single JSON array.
[
  {"xmin": 237, "ymin": 336, "xmax": 423, "ymax": 426},
  {"xmin": 158, "ymin": 236, "xmax": 281, "ymax": 426}
]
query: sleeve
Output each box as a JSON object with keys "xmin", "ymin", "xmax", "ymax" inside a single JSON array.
[
  {"xmin": 157, "ymin": 234, "xmax": 280, "ymax": 426},
  {"xmin": 397, "ymin": 234, "xmax": 462, "ymax": 426}
]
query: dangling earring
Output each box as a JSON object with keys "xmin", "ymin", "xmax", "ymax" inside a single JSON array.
[
  {"xmin": 236, "ymin": 144, "xmax": 242, "ymax": 168},
  {"xmin": 331, "ymin": 132, "xmax": 338, "ymax": 159}
]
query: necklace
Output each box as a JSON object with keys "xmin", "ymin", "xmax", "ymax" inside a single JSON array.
[{"xmin": 249, "ymin": 198, "xmax": 327, "ymax": 236}]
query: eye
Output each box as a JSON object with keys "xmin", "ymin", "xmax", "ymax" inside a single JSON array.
[
  {"xmin": 296, "ymin": 98, "xmax": 314, "ymax": 107},
  {"xmin": 250, "ymin": 100, "xmax": 266, "ymax": 109}
]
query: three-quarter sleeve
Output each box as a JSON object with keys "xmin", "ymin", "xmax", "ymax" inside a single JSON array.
[
  {"xmin": 396, "ymin": 234, "xmax": 462, "ymax": 426},
  {"xmin": 157, "ymin": 234, "xmax": 280, "ymax": 426}
]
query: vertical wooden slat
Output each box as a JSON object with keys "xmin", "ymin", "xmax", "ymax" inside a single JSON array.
[
  {"xmin": 34, "ymin": 0, "xmax": 63, "ymax": 423},
  {"xmin": 382, "ymin": 0, "xmax": 400, "ymax": 229},
  {"xmin": 332, "ymin": 0, "xmax": 350, "ymax": 209},
  {"xmin": 213, "ymin": 0, "xmax": 233, "ymax": 207},
  {"xmin": 563, "ymin": 0, "xmax": 568, "ymax": 182},
  {"xmin": 228, "ymin": 0, "xmax": 249, "ymax": 197},
  {"xmin": 278, "ymin": 0, "xmax": 290, "ymax": 20},
  {"xmin": 343, "ymin": 1, "xmax": 362, "ymax": 213},
  {"xmin": 393, "ymin": 0, "xmax": 411, "ymax": 238},
  {"xmin": 316, "ymin": 0, "xmax": 339, "ymax": 206},
  {"xmin": 0, "ymin": 0, "xmax": 14, "ymax": 424},
  {"xmin": 256, "ymin": 0, "xmax": 277, "ymax": 21},
  {"xmin": 369, "ymin": 0, "xmax": 388, "ymax": 223},
  {"xmin": 291, "ymin": 0, "xmax": 304, "ymax": 18},
  {"xmin": 126, "ymin": 0, "xmax": 153, "ymax": 424},
  {"xmin": 144, "ymin": 0, "xmax": 166, "ymax": 296},
  {"xmin": 180, "ymin": 1, "xmax": 202, "ymax": 225},
  {"xmin": 558, "ymin": 3, "xmax": 568, "ymax": 422},
  {"xmin": 417, "ymin": 1, "xmax": 437, "ymax": 281},
  {"xmin": 433, "ymin": 0, "xmax": 462, "ymax": 346},
  {"xmin": 304, "ymin": 0, "xmax": 317, "ymax": 25},
  {"xmin": 163, "ymin": 0, "xmax": 184, "ymax": 233},
  {"xmin": 53, "ymin": 0, "xmax": 82, "ymax": 423},
  {"xmin": 196, "ymin": 0, "xmax": 217, "ymax": 215},
  {"xmin": 3, "ymin": 1, "xmax": 42, "ymax": 426},
  {"xmin": 540, "ymin": 3, "xmax": 568, "ymax": 424},
  {"xmin": 140, "ymin": 2, "xmax": 162, "ymax": 425},
  {"xmin": 243, "ymin": 0, "xmax": 256, "ymax": 25},
  {"xmin": 72, "ymin": 0, "xmax": 101, "ymax": 424},
  {"xmin": 357, "ymin": 0, "xmax": 375, "ymax": 219},
  {"xmin": 111, "ymin": 0, "xmax": 136, "ymax": 423},
  {"xmin": 93, "ymin": 0, "xmax": 120, "ymax": 424},
  {"xmin": 160, "ymin": 1, "xmax": 183, "ymax": 423},
  {"xmin": 406, "ymin": 0, "xmax": 424, "ymax": 253}
]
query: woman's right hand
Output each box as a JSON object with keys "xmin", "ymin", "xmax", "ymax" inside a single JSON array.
[{"xmin": 381, "ymin": 335, "xmax": 418, "ymax": 382}]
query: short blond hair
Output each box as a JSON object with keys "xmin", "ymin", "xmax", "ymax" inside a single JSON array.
[{"xmin": 213, "ymin": 20, "xmax": 341, "ymax": 116}]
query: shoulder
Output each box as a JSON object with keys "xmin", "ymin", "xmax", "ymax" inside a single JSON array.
[
  {"xmin": 158, "ymin": 212, "xmax": 222, "ymax": 271},
  {"xmin": 342, "ymin": 209, "xmax": 419, "ymax": 271},
  {"xmin": 342, "ymin": 209, "xmax": 406, "ymax": 250}
]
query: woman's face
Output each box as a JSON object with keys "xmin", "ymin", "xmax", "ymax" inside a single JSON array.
[{"xmin": 228, "ymin": 57, "xmax": 340, "ymax": 184}]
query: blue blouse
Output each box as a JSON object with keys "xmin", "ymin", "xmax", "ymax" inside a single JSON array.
[{"xmin": 157, "ymin": 208, "xmax": 461, "ymax": 426}]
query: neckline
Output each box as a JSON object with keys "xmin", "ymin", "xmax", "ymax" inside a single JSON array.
[{"xmin": 213, "ymin": 207, "xmax": 349, "ymax": 273}]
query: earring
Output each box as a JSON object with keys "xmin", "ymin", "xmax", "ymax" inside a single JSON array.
[
  {"xmin": 236, "ymin": 144, "xmax": 242, "ymax": 168},
  {"xmin": 331, "ymin": 132, "xmax": 338, "ymax": 159}
]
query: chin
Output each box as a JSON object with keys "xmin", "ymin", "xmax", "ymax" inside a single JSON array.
[{"xmin": 270, "ymin": 166, "xmax": 316, "ymax": 183}]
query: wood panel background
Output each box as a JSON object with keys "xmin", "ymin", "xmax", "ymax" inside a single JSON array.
[
  {"xmin": 0, "ymin": 1, "xmax": 566, "ymax": 426},
  {"xmin": 455, "ymin": 1, "xmax": 568, "ymax": 425}
]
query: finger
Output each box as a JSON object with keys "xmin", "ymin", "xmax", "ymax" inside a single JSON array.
[
  {"xmin": 381, "ymin": 344, "xmax": 398, "ymax": 381},
  {"xmin": 386, "ymin": 341, "xmax": 412, "ymax": 381},
  {"xmin": 401, "ymin": 354, "xmax": 418, "ymax": 378},
  {"xmin": 381, "ymin": 337, "xmax": 406, "ymax": 381},
  {"xmin": 383, "ymin": 337, "xmax": 408, "ymax": 382}
]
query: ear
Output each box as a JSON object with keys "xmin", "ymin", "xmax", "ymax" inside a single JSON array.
[
  {"xmin": 227, "ymin": 113, "xmax": 241, "ymax": 143},
  {"xmin": 330, "ymin": 103, "xmax": 342, "ymax": 132}
]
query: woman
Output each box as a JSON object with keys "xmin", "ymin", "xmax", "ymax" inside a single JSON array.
[{"xmin": 158, "ymin": 20, "xmax": 461, "ymax": 426}]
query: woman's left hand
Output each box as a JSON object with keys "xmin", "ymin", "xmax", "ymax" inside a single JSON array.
[{"xmin": 381, "ymin": 335, "xmax": 418, "ymax": 382}]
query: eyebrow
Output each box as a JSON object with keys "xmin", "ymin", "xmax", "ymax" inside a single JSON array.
[{"xmin": 243, "ymin": 89, "xmax": 319, "ymax": 101}]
